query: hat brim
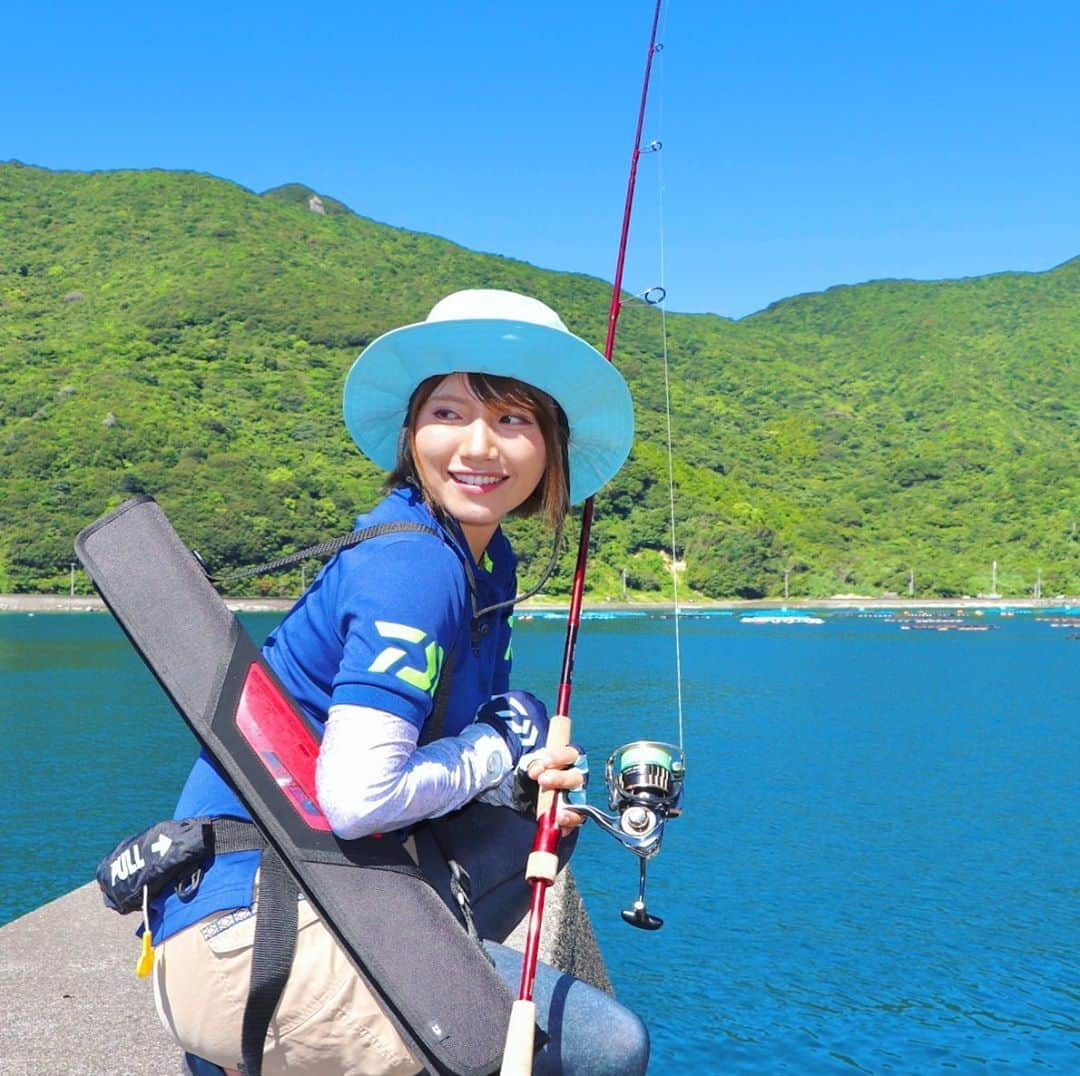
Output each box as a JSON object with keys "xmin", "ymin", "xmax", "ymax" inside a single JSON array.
[{"xmin": 342, "ymin": 318, "xmax": 634, "ymax": 504}]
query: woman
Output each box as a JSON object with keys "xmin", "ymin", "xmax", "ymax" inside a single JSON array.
[{"xmin": 151, "ymin": 289, "xmax": 647, "ymax": 1074}]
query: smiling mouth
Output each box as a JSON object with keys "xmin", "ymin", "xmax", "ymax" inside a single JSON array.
[{"xmin": 452, "ymin": 473, "xmax": 506, "ymax": 489}]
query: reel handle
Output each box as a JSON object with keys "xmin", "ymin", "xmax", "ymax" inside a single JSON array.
[{"xmin": 622, "ymin": 856, "xmax": 664, "ymax": 930}]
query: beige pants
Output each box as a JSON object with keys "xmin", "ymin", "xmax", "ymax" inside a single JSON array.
[{"xmin": 152, "ymin": 894, "xmax": 421, "ymax": 1075}]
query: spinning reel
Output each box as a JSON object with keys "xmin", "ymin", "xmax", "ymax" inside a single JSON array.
[{"xmin": 570, "ymin": 740, "xmax": 685, "ymax": 930}]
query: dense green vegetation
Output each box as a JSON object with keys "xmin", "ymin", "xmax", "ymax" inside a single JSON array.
[{"xmin": 1, "ymin": 163, "xmax": 1076, "ymax": 599}]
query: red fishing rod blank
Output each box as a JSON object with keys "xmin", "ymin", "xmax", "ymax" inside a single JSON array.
[{"xmin": 500, "ymin": 2, "xmax": 666, "ymax": 1071}]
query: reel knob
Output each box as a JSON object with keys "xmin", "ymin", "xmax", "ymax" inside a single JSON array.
[{"xmin": 622, "ymin": 901, "xmax": 664, "ymax": 931}]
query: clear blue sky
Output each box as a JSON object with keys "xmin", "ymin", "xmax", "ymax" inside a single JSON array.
[{"xmin": 4, "ymin": 1, "xmax": 1077, "ymax": 318}]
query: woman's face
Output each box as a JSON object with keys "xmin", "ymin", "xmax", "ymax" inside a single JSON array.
[{"xmin": 412, "ymin": 373, "xmax": 548, "ymax": 557}]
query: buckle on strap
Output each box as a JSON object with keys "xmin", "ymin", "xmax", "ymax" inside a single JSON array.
[{"xmin": 175, "ymin": 868, "xmax": 202, "ymax": 900}]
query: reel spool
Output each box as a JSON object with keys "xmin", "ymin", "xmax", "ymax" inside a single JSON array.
[{"xmin": 570, "ymin": 740, "xmax": 685, "ymax": 930}]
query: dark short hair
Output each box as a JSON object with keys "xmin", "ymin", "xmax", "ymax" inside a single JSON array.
[{"xmin": 386, "ymin": 372, "xmax": 570, "ymax": 529}]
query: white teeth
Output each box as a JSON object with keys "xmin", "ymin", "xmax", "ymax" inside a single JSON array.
[{"xmin": 454, "ymin": 474, "xmax": 502, "ymax": 487}]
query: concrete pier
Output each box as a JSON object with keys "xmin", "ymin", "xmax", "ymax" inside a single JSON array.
[{"xmin": 0, "ymin": 870, "xmax": 607, "ymax": 1074}]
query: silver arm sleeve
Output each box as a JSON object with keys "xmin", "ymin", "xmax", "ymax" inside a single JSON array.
[{"xmin": 316, "ymin": 704, "xmax": 513, "ymax": 839}]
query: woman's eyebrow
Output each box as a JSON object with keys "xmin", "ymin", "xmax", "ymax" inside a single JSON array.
[
  {"xmin": 425, "ymin": 389, "xmax": 533, "ymax": 415},
  {"xmin": 425, "ymin": 390, "xmax": 475, "ymax": 407}
]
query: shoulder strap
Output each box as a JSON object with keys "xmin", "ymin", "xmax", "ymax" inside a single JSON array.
[
  {"xmin": 241, "ymin": 846, "xmax": 298, "ymax": 1076},
  {"xmin": 208, "ymin": 521, "xmax": 439, "ymax": 586}
]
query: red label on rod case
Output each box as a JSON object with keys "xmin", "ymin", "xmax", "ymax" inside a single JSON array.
[{"xmin": 235, "ymin": 662, "xmax": 332, "ymax": 831}]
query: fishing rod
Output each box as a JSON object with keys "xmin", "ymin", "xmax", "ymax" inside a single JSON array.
[{"xmin": 501, "ymin": 1, "xmax": 685, "ymax": 1070}]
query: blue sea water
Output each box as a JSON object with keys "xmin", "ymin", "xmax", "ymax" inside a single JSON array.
[{"xmin": 1, "ymin": 610, "xmax": 1077, "ymax": 1072}]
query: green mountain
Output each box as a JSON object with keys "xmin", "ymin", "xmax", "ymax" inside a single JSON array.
[{"xmin": 1, "ymin": 163, "xmax": 1076, "ymax": 599}]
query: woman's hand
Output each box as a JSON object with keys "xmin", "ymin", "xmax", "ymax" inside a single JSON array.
[
  {"xmin": 473, "ymin": 691, "xmax": 589, "ymax": 833},
  {"xmin": 524, "ymin": 745, "xmax": 588, "ymax": 835}
]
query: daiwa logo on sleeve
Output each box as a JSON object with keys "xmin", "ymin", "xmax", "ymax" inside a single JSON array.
[
  {"xmin": 495, "ymin": 694, "xmax": 541, "ymax": 750},
  {"xmin": 369, "ymin": 621, "xmax": 445, "ymax": 695}
]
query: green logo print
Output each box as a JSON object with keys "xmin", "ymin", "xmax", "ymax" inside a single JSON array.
[{"xmin": 369, "ymin": 621, "xmax": 444, "ymax": 694}]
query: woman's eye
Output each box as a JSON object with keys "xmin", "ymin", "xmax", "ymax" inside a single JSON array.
[
  {"xmin": 431, "ymin": 407, "xmax": 461, "ymax": 420},
  {"xmin": 499, "ymin": 412, "xmax": 534, "ymax": 426}
]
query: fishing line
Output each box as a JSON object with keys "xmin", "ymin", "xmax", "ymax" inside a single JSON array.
[{"xmin": 651, "ymin": 2, "xmax": 686, "ymax": 758}]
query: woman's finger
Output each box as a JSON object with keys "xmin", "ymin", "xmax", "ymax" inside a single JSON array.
[
  {"xmin": 525, "ymin": 746, "xmax": 579, "ymax": 779},
  {"xmin": 556, "ymin": 807, "xmax": 586, "ymax": 832},
  {"xmin": 537, "ymin": 767, "xmax": 585, "ymax": 791}
]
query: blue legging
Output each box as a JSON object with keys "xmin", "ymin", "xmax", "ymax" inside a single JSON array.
[{"xmin": 485, "ymin": 942, "xmax": 650, "ymax": 1075}]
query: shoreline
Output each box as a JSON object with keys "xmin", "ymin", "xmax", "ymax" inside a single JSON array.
[{"xmin": 2, "ymin": 593, "xmax": 1074, "ymax": 615}]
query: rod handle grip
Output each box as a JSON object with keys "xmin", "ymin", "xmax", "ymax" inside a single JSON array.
[
  {"xmin": 500, "ymin": 998, "xmax": 537, "ymax": 1075},
  {"xmin": 526, "ymin": 850, "xmax": 559, "ymax": 883},
  {"xmin": 536, "ymin": 714, "xmax": 571, "ymax": 817}
]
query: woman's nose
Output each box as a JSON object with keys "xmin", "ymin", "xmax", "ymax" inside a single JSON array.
[{"xmin": 462, "ymin": 418, "xmax": 497, "ymax": 457}]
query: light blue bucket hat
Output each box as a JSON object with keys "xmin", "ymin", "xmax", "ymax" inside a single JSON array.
[{"xmin": 342, "ymin": 289, "xmax": 635, "ymax": 504}]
